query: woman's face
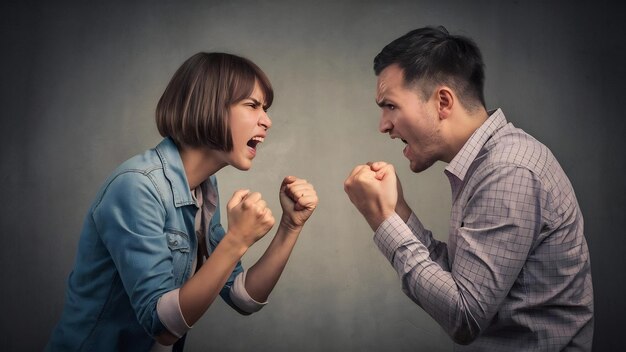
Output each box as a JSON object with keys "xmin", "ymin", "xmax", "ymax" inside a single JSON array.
[{"xmin": 225, "ymin": 81, "xmax": 272, "ymax": 170}]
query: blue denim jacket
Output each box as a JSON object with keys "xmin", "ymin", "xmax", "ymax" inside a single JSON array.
[{"xmin": 47, "ymin": 138, "xmax": 243, "ymax": 351}]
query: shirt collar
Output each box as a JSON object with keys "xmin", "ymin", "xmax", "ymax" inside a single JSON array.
[
  {"xmin": 192, "ymin": 179, "xmax": 217, "ymax": 211},
  {"xmin": 197, "ymin": 176, "xmax": 218, "ymax": 208},
  {"xmin": 445, "ymin": 108, "xmax": 508, "ymax": 182},
  {"xmin": 155, "ymin": 137, "xmax": 195, "ymax": 207}
]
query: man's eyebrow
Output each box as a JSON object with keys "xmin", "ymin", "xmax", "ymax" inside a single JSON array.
[{"xmin": 376, "ymin": 98, "xmax": 387, "ymax": 107}]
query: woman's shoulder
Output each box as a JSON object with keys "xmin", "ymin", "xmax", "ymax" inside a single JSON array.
[
  {"xmin": 116, "ymin": 147, "xmax": 165, "ymax": 176},
  {"xmin": 92, "ymin": 147, "xmax": 170, "ymax": 206}
]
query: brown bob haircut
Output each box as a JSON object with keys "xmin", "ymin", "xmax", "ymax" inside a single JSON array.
[{"xmin": 156, "ymin": 52, "xmax": 273, "ymax": 151}]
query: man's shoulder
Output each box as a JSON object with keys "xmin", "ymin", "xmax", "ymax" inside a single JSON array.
[{"xmin": 485, "ymin": 126, "xmax": 554, "ymax": 173}]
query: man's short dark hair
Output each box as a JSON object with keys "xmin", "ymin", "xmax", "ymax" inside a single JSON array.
[{"xmin": 374, "ymin": 26, "xmax": 486, "ymax": 111}]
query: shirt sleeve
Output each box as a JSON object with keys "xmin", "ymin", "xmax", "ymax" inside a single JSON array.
[
  {"xmin": 156, "ymin": 289, "xmax": 191, "ymax": 338},
  {"xmin": 229, "ymin": 270, "xmax": 268, "ymax": 313},
  {"xmin": 373, "ymin": 165, "xmax": 542, "ymax": 344},
  {"xmin": 92, "ymin": 171, "xmax": 176, "ymax": 338},
  {"xmin": 405, "ymin": 212, "xmax": 450, "ymax": 268}
]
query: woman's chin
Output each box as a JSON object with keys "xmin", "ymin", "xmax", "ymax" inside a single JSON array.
[{"xmin": 231, "ymin": 160, "xmax": 252, "ymax": 171}]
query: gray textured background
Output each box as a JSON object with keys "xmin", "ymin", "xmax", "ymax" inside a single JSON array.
[{"xmin": 1, "ymin": 1, "xmax": 624, "ymax": 351}]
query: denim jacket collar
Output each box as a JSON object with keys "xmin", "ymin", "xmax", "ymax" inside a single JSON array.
[{"xmin": 155, "ymin": 137, "xmax": 195, "ymax": 207}]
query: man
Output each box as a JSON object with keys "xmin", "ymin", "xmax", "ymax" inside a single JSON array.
[{"xmin": 344, "ymin": 26, "xmax": 593, "ymax": 351}]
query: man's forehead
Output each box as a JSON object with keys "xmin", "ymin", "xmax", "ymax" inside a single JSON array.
[
  {"xmin": 376, "ymin": 78, "xmax": 388, "ymax": 101},
  {"xmin": 376, "ymin": 65, "xmax": 404, "ymax": 99},
  {"xmin": 376, "ymin": 71, "xmax": 402, "ymax": 103}
]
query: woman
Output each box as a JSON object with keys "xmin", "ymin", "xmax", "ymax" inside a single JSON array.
[{"xmin": 47, "ymin": 52, "xmax": 318, "ymax": 351}]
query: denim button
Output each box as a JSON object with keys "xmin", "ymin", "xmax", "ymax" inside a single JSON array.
[{"xmin": 166, "ymin": 232, "xmax": 189, "ymax": 252}]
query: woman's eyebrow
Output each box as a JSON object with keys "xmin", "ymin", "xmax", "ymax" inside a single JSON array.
[
  {"xmin": 251, "ymin": 98, "xmax": 270, "ymax": 110},
  {"xmin": 246, "ymin": 98, "xmax": 263, "ymax": 106}
]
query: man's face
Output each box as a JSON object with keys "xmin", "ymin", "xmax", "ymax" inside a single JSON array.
[{"xmin": 376, "ymin": 64, "xmax": 444, "ymax": 173}]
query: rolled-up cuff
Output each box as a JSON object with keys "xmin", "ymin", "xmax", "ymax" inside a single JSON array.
[
  {"xmin": 156, "ymin": 288, "xmax": 191, "ymax": 338},
  {"xmin": 229, "ymin": 270, "xmax": 268, "ymax": 314}
]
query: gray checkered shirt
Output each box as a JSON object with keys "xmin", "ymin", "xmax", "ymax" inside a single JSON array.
[{"xmin": 374, "ymin": 109, "xmax": 594, "ymax": 351}]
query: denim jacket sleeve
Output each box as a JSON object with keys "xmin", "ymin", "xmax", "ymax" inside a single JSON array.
[{"xmin": 92, "ymin": 170, "xmax": 173, "ymax": 337}]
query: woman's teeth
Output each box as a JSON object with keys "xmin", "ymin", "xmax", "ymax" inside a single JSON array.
[{"xmin": 247, "ymin": 136, "xmax": 264, "ymax": 149}]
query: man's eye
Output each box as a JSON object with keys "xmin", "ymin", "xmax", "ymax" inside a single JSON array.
[{"xmin": 387, "ymin": 104, "xmax": 396, "ymax": 110}]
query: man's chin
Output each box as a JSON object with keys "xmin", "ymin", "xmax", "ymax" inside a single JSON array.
[{"xmin": 409, "ymin": 159, "xmax": 431, "ymax": 173}]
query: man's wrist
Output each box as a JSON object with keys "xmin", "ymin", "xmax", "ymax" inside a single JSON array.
[
  {"xmin": 396, "ymin": 200, "xmax": 411, "ymax": 223},
  {"xmin": 366, "ymin": 210, "xmax": 396, "ymax": 232}
]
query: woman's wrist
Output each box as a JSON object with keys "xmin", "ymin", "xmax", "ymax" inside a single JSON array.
[
  {"xmin": 278, "ymin": 215, "xmax": 303, "ymax": 234},
  {"xmin": 220, "ymin": 231, "xmax": 250, "ymax": 258}
]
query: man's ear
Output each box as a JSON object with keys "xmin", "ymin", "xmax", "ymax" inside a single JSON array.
[{"xmin": 436, "ymin": 86, "xmax": 454, "ymax": 120}]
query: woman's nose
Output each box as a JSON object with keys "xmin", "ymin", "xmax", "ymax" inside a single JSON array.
[{"xmin": 260, "ymin": 112, "xmax": 272, "ymax": 130}]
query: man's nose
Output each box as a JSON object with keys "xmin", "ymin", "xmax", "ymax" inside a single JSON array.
[{"xmin": 379, "ymin": 114, "xmax": 392, "ymax": 134}]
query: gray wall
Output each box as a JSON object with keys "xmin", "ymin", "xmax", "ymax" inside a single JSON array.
[{"xmin": 1, "ymin": 1, "xmax": 624, "ymax": 351}]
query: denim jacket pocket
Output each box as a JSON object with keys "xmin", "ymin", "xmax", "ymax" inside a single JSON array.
[{"xmin": 166, "ymin": 230, "xmax": 191, "ymax": 286}]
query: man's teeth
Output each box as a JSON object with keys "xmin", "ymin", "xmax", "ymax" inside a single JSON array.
[{"xmin": 251, "ymin": 136, "xmax": 264, "ymax": 143}]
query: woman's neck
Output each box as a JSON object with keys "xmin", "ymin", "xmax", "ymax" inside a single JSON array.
[{"xmin": 179, "ymin": 146, "xmax": 228, "ymax": 190}]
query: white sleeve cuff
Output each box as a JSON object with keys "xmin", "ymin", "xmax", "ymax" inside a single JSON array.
[
  {"xmin": 156, "ymin": 288, "xmax": 191, "ymax": 338},
  {"xmin": 229, "ymin": 270, "xmax": 268, "ymax": 313}
]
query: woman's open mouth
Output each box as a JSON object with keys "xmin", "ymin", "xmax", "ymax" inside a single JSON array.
[{"xmin": 247, "ymin": 136, "xmax": 264, "ymax": 156}]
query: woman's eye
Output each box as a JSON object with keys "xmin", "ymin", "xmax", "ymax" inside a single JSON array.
[{"xmin": 387, "ymin": 104, "xmax": 396, "ymax": 110}]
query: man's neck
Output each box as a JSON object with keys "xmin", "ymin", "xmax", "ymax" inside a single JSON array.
[{"xmin": 445, "ymin": 108, "xmax": 489, "ymax": 162}]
